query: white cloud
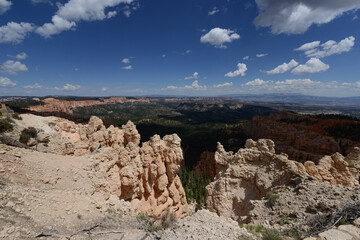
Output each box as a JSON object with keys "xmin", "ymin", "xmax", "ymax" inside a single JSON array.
[
  {"xmin": 294, "ymin": 41, "xmax": 320, "ymax": 51},
  {"xmin": 23, "ymin": 83, "xmax": 43, "ymax": 89},
  {"xmin": 54, "ymin": 83, "xmax": 80, "ymax": 91},
  {"xmin": 0, "ymin": 77, "xmax": 15, "ymax": 87},
  {"xmin": 122, "ymin": 58, "xmax": 130, "ymax": 64},
  {"xmin": 0, "ymin": 0, "xmax": 11, "ymax": 15},
  {"xmin": 254, "ymin": 0, "xmax": 360, "ymax": 34},
  {"xmin": 240, "ymin": 78, "xmax": 360, "ymax": 96},
  {"xmin": 1, "ymin": 60, "xmax": 28, "ymax": 75},
  {"xmin": 15, "ymin": 52, "xmax": 28, "ymax": 60},
  {"xmin": 208, "ymin": 7, "xmax": 219, "ymax": 16},
  {"xmin": 245, "ymin": 78, "xmax": 271, "ymax": 86},
  {"xmin": 35, "ymin": 0, "xmax": 134, "ymax": 37},
  {"xmin": 184, "ymin": 72, "xmax": 199, "ymax": 80},
  {"xmin": 225, "ymin": 63, "xmax": 247, "ymax": 77},
  {"xmin": 296, "ymin": 36, "xmax": 355, "ymax": 58},
  {"xmin": 266, "ymin": 59, "xmax": 298, "ymax": 74},
  {"xmin": 101, "ymin": 87, "xmax": 108, "ymax": 91},
  {"xmin": 243, "ymin": 78, "xmax": 323, "ymax": 90},
  {"xmin": 256, "ymin": 53, "xmax": 268, "ymax": 58},
  {"xmin": 243, "ymin": 56, "xmax": 249, "ymax": 60},
  {"xmin": 122, "ymin": 65, "xmax": 133, "ymax": 70},
  {"xmin": 107, "ymin": 11, "xmax": 117, "ymax": 19},
  {"xmin": 167, "ymin": 80, "xmax": 207, "ymax": 91},
  {"xmin": 0, "ymin": 22, "xmax": 35, "ymax": 44},
  {"xmin": 162, "ymin": 54, "xmax": 166, "ymax": 58},
  {"xmin": 185, "ymin": 50, "xmax": 191, "ymax": 54},
  {"xmin": 213, "ymin": 82, "xmax": 233, "ymax": 88},
  {"xmin": 291, "ymin": 58, "xmax": 329, "ymax": 74},
  {"xmin": 31, "ymin": 0, "xmax": 53, "ymax": 5},
  {"xmin": 342, "ymin": 81, "xmax": 360, "ymax": 88},
  {"xmin": 200, "ymin": 27, "xmax": 240, "ymax": 48},
  {"xmin": 35, "ymin": 15, "xmax": 76, "ymax": 38}
]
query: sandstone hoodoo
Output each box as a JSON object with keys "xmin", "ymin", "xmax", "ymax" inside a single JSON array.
[
  {"xmin": 55, "ymin": 116, "xmax": 188, "ymax": 218},
  {"xmin": 206, "ymin": 138, "xmax": 360, "ymax": 223},
  {"xmin": 92, "ymin": 133, "xmax": 188, "ymax": 219},
  {"xmin": 5, "ymin": 114, "xmax": 188, "ymax": 219}
]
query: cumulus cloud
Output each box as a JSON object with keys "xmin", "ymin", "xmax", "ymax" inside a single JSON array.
[
  {"xmin": 122, "ymin": 65, "xmax": 133, "ymax": 70},
  {"xmin": 295, "ymin": 41, "xmax": 320, "ymax": 51},
  {"xmin": 296, "ymin": 36, "xmax": 355, "ymax": 58},
  {"xmin": 0, "ymin": 0, "xmax": 11, "ymax": 15},
  {"xmin": 243, "ymin": 56, "xmax": 249, "ymax": 60},
  {"xmin": 0, "ymin": 76, "xmax": 16, "ymax": 87},
  {"xmin": 291, "ymin": 58, "xmax": 329, "ymax": 74},
  {"xmin": 167, "ymin": 80, "xmax": 207, "ymax": 91},
  {"xmin": 243, "ymin": 78, "xmax": 323, "ymax": 90},
  {"xmin": 107, "ymin": 11, "xmax": 117, "ymax": 19},
  {"xmin": 208, "ymin": 7, "xmax": 219, "ymax": 16},
  {"xmin": 256, "ymin": 53, "xmax": 268, "ymax": 58},
  {"xmin": 36, "ymin": 0, "xmax": 135, "ymax": 37},
  {"xmin": 54, "ymin": 83, "xmax": 80, "ymax": 91},
  {"xmin": 0, "ymin": 22, "xmax": 35, "ymax": 44},
  {"xmin": 245, "ymin": 78, "xmax": 271, "ymax": 86},
  {"xmin": 1, "ymin": 60, "xmax": 28, "ymax": 75},
  {"xmin": 267, "ymin": 59, "xmax": 298, "ymax": 74},
  {"xmin": 23, "ymin": 83, "xmax": 43, "ymax": 89},
  {"xmin": 254, "ymin": 0, "xmax": 360, "ymax": 34},
  {"xmin": 213, "ymin": 82, "xmax": 233, "ymax": 88},
  {"xmin": 225, "ymin": 63, "xmax": 247, "ymax": 77},
  {"xmin": 122, "ymin": 58, "xmax": 130, "ymax": 64},
  {"xmin": 184, "ymin": 72, "xmax": 199, "ymax": 80},
  {"xmin": 15, "ymin": 52, "xmax": 28, "ymax": 60},
  {"xmin": 35, "ymin": 15, "xmax": 76, "ymax": 38},
  {"xmin": 200, "ymin": 27, "xmax": 240, "ymax": 48}
]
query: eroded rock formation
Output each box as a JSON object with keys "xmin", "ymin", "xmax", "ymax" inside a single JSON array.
[
  {"xmin": 92, "ymin": 134, "xmax": 188, "ymax": 218},
  {"xmin": 206, "ymin": 139, "xmax": 360, "ymax": 223},
  {"xmin": 28, "ymin": 97, "xmax": 151, "ymax": 114},
  {"xmin": 244, "ymin": 111, "xmax": 360, "ymax": 163},
  {"xmin": 51, "ymin": 116, "xmax": 188, "ymax": 218}
]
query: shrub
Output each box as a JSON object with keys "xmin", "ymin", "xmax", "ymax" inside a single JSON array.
[
  {"xmin": 12, "ymin": 113, "xmax": 22, "ymax": 120},
  {"xmin": 265, "ymin": 192, "xmax": 280, "ymax": 208},
  {"xmin": 19, "ymin": 127, "xmax": 37, "ymax": 144},
  {"xmin": 160, "ymin": 208, "xmax": 176, "ymax": 229},
  {"xmin": 136, "ymin": 212, "xmax": 162, "ymax": 232},
  {"xmin": 262, "ymin": 228, "xmax": 283, "ymax": 240},
  {"xmin": 0, "ymin": 119, "xmax": 13, "ymax": 133}
]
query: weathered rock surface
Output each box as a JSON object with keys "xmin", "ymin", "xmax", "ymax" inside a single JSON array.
[
  {"xmin": 244, "ymin": 111, "xmax": 360, "ymax": 163},
  {"xmin": 206, "ymin": 138, "xmax": 360, "ymax": 223},
  {"xmin": 5, "ymin": 114, "xmax": 188, "ymax": 220},
  {"xmin": 92, "ymin": 134, "xmax": 188, "ymax": 219},
  {"xmin": 193, "ymin": 151, "xmax": 216, "ymax": 177},
  {"xmin": 28, "ymin": 97, "xmax": 151, "ymax": 114},
  {"xmin": 161, "ymin": 209, "xmax": 254, "ymax": 240}
]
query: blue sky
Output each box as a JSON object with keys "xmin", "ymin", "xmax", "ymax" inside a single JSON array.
[{"xmin": 0, "ymin": 0, "xmax": 359, "ymax": 97}]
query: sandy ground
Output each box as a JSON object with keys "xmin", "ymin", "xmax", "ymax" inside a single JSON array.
[{"xmin": 0, "ymin": 144, "xmax": 151, "ymax": 240}]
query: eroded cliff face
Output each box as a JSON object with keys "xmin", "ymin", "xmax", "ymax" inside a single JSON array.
[
  {"xmin": 91, "ymin": 134, "xmax": 187, "ymax": 219},
  {"xmin": 206, "ymin": 139, "xmax": 360, "ymax": 223},
  {"xmin": 243, "ymin": 111, "xmax": 360, "ymax": 163},
  {"xmin": 53, "ymin": 116, "xmax": 187, "ymax": 218},
  {"xmin": 28, "ymin": 97, "xmax": 151, "ymax": 114},
  {"xmin": 12, "ymin": 115, "xmax": 188, "ymax": 219}
]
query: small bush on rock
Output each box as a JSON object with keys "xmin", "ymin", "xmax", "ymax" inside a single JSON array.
[
  {"xmin": 262, "ymin": 228, "xmax": 283, "ymax": 240},
  {"xmin": 265, "ymin": 192, "xmax": 280, "ymax": 209},
  {"xmin": 0, "ymin": 119, "xmax": 13, "ymax": 133},
  {"xmin": 12, "ymin": 113, "xmax": 22, "ymax": 120},
  {"xmin": 19, "ymin": 127, "xmax": 37, "ymax": 144}
]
